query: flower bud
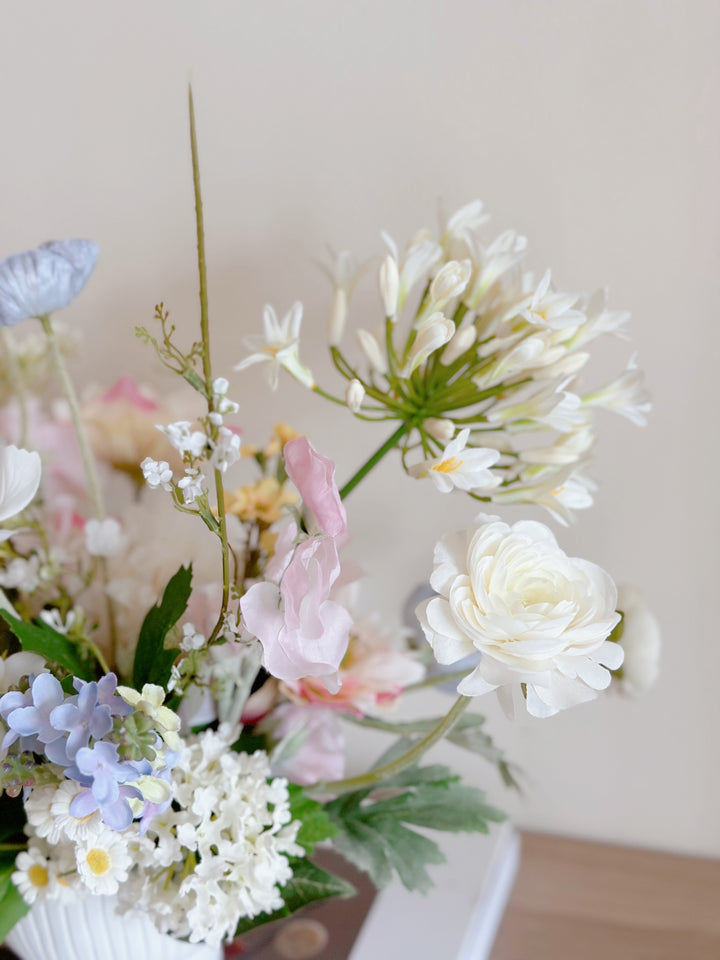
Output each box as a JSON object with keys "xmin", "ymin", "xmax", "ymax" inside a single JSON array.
[
  {"xmin": 441, "ymin": 324, "xmax": 477, "ymax": 366},
  {"xmin": 346, "ymin": 379, "xmax": 365, "ymax": 413},
  {"xmin": 378, "ymin": 255, "xmax": 399, "ymax": 319},
  {"xmin": 329, "ymin": 288, "xmax": 348, "ymax": 347},
  {"xmin": 430, "ymin": 259, "xmax": 472, "ymax": 304},
  {"xmin": 423, "ymin": 418, "xmax": 455, "ymax": 443},
  {"xmin": 402, "ymin": 313, "xmax": 454, "ymax": 376},
  {"xmin": 357, "ymin": 329, "xmax": 387, "ymax": 375}
]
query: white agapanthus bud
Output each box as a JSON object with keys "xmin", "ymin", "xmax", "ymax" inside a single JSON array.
[
  {"xmin": 378, "ymin": 255, "xmax": 399, "ymax": 319},
  {"xmin": 441, "ymin": 324, "xmax": 477, "ymax": 366},
  {"xmin": 357, "ymin": 329, "xmax": 387, "ymax": 375},
  {"xmin": 402, "ymin": 313, "xmax": 454, "ymax": 376},
  {"xmin": 328, "ymin": 288, "xmax": 348, "ymax": 347},
  {"xmin": 84, "ymin": 518, "xmax": 126, "ymax": 557},
  {"xmin": 423, "ymin": 418, "xmax": 455, "ymax": 443},
  {"xmin": 345, "ymin": 379, "xmax": 365, "ymax": 413},
  {"xmin": 430, "ymin": 259, "xmax": 472, "ymax": 304}
]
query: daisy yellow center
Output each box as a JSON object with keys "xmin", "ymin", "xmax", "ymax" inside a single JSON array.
[
  {"xmin": 433, "ymin": 456, "xmax": 462, "ymax": 474},
  {"xmin": 86, "ymin": 848, "xmax": 111, "ymax": 876},
  {"xmin": 28, "ymin": 864, "xmax": 49, "ymax": 888}
]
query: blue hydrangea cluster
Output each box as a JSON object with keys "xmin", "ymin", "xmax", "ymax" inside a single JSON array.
[{"xmin": 0, "ymin": 673, "xmax": 176, "ymax": 830}]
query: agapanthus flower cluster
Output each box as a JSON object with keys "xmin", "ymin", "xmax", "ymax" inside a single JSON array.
[{"xmin": 238, "ymin": 200, "xmax": 650, "ymax": 524}]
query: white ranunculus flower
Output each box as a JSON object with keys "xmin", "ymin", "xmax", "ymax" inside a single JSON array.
[
  {"xmin": 416, "ymin": 515, "xmax": 623, "ymax": 717},
  {"xmin": 615, "ymin": 584, "xmax": 661, "ymax": 696},
  {"xmin": 0, "ymin": 444, "xmax": 42, "ymax": 524},
  {"xmin": 0, "ymin": 240, "xmax": 98, "ymax": 326}
]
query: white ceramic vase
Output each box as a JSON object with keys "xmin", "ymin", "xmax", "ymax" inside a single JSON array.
[{"xmin": 4, "ymin": 895, "xmax": 222, "ymax": 960}]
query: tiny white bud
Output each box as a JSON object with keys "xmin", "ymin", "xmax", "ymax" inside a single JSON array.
[
  {"xmin": 357, "ymin": 329, "xmax": 388, "ymax": 375},
  {"xmin": 212, "ymin": 377, "xmax": 229, "ymax": 396},
  {"xmin": 430, "ymin": 259, "xmax": 472, "ymax": 304},
  {"xmin": 329, "ymin": 288, "xmax": 348, "ymax": 347},
  {"xmin": 378, "ymin": 255, "xmax": 399, "ymax": 319},
  {"xmin": 346, "ymin": 379, "xmax": 365, "ymax": 413},
  {"xmin": 208, "ymin": 411, "xmax": 223, "ymax": 426},
  {"xmin": 423, "ymin": 418, "xmax": 455, "ymax": 443},
  {"xmin": 441, "ymin": 324, "xmax": 477, "ymax": 365}
]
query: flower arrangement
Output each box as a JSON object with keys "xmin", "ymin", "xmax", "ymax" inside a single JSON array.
[{"xmin": 0, "ymin": 91, "xmax": 656, "ymax": 951}]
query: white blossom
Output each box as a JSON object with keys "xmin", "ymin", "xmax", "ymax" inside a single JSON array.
[
  {"xmin": 582, "ymin": 354, "xmax": 651, "ymax": 426},
  {"xmin": 417, "ymin": 515, "xmax": 622, "ymax": 717},
  {"xmin": 409, "ymin": 428, "xmax": 500, "ymax": 493},
  {"xmin": 0, "ymin": 444, "xmax": 42, "ymax": 524},
  {"xmin": 84, "ymin": 518, "xmax": 126, "ymax": 557},
  {"xmin": 401, "ymin": 312, "xmax": 455, "ymax": 376},
  {"xmin": 158, "ymin": 421, "xmax": 207, "ymax": 459},
  {"xmin": 235, "ymin": 302, "xmax": 314, "ymax": 390},
  {"xmin": 429, "ymin": 259, "xmax": 472, "ymax": 306},
  {"xmin": 209, "ymin": 427, "xmax": 241, "ymax": 473},
  {"xmin": 141, "ymin": 457, "xmax": 173, "ymax": 491}
]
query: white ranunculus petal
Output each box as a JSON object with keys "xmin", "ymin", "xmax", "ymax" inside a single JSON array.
[
  {"xmin": 0, "ymin": 240, "xmax": 98, "ymax": 326},
  {"xmin": 0, "ymin": 445, "xmax": 42, "ymax": 522}
]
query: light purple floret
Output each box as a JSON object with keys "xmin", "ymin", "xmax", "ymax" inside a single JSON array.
[
  {"xmin": 2, "ymin": 673, "xmax": 66, "ymax": 744},
  {"xmin": 50, "ymin": 681, "xmax": 113, "ymax": 760}
]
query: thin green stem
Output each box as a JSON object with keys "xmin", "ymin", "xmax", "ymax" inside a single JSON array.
[
  {"xmin": 0, "ymin": 329, "xmax": 29, "ymax": 447},
  {"xmin": 313, "ymin": 694, "xmax": 471, "ymax": 795},
  {"xmin": 338, "ymin": 422, "xmax": 411, "ymax": 500},
  {"xmin": 0, "ymin": 843, "xmax": 27, "ymax": 852},
  {"xmin": 188, "ymin": 84, "xmax": 231, "ymax": 645},
  {"xmin": 403, "ymin": 667, "xmax": 472, "ymax": 692},
  {"xmin": 39, "ymin": 315, "xmax": 104, "ymax": 521},
  {"xmin": 39, "ymin": 314, "xmax": 118, "ymax": 662}
]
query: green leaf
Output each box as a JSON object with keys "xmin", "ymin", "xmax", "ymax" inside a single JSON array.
[
  {"xmin": 0, "ymin": 612, "xmax": 97, "ymax": 681},
  {"xmin": 288, "ymin": 785, "xmax": 338, "ymax": 855},
  {"xmin": 233, "ymin": 858, "xmax": 355, "ymax": 936},
  {"xmin": 0, "ymin": 859, "xmax": 28, "ymax": 942},
  {"xmin": 132, "ymin": 565, "xmax": 192, "ymax": 690},
  {"xmin": 326, "ymin": 763, "xmax": 504, "ymax": 893}
]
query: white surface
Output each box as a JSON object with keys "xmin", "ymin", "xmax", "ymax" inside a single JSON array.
[
  {"xmin": 0, "ymin": 1, "xmax": 717, "ymax": 856},
  {"xmin": 349, "ymin": 824, "xmax": 520, "ymax": 960}
]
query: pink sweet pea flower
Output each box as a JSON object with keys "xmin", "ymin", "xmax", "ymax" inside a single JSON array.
[
  {"xmin": 283, "ymin": 436, "xmax": 347, "ymax": 538},
  {"xmin": 240, "ymin": 535, "xmax": 352, "ymax": 693}
]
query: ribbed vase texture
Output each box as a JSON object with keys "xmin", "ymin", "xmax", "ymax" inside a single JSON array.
[{"xmin": 5, "ymin": 895, "xmax": 222, "ymax": 960}]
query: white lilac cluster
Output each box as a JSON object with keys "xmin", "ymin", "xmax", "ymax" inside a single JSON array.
[
  {"xmin": 120, "ymin": 729, "xmax": 302, "ymax": 945},
  {"xmin": 237, "ymin": 201, "xmax": 650, "ymax": 524},
  {"xmin": 13, "ymin": 730, "xmax": 302, "ymax": 946}
]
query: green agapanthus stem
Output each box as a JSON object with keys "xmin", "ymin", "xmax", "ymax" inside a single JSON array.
[
  {"xmin": 313, "ymin": 694, "xmax": 471, "ymax": 795},
  {"xmin": 338, "ymin": 421, "xmax": 411, "ymax": 500}
]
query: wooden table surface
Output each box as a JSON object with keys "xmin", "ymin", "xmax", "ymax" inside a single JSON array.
[{"xmin": 490, "ymin": 832, "xmax": 720, "ymax": 960}]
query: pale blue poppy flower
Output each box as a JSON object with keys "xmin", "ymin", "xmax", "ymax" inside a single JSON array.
[{"xmin": 0, "ymin": 239, "xmax": 98, "ymax": 326}]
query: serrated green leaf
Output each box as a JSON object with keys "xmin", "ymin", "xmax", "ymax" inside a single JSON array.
[
  {"xmin": 233, "ymin": 857, "xmax": 355, "ymax": 936},
  {"xmin": 0, "ymin": 860, "xmax": 28, "ymax": 942},
  {"xmin": 287, "ymin": 785, "xmax": 338, "ymax": 855},
  {"xmin": 132, "ymin": 565, "xmax": 192, "ymax": 690},
  {"xmin": 326, "ymin": 762, "xmax": 504, "ymax": 894},
  {"xmin": 332, "ymin": 816, "xmax": 444, "ymax": 894},
  {"xmin": 0, "ymin": 612, "xmax": 97, "ymax": 681}
]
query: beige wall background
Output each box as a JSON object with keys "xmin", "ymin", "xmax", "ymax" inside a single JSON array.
[{"xmin": 1, "ymin": 1, "xmax": 717, "ymax": 856}]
